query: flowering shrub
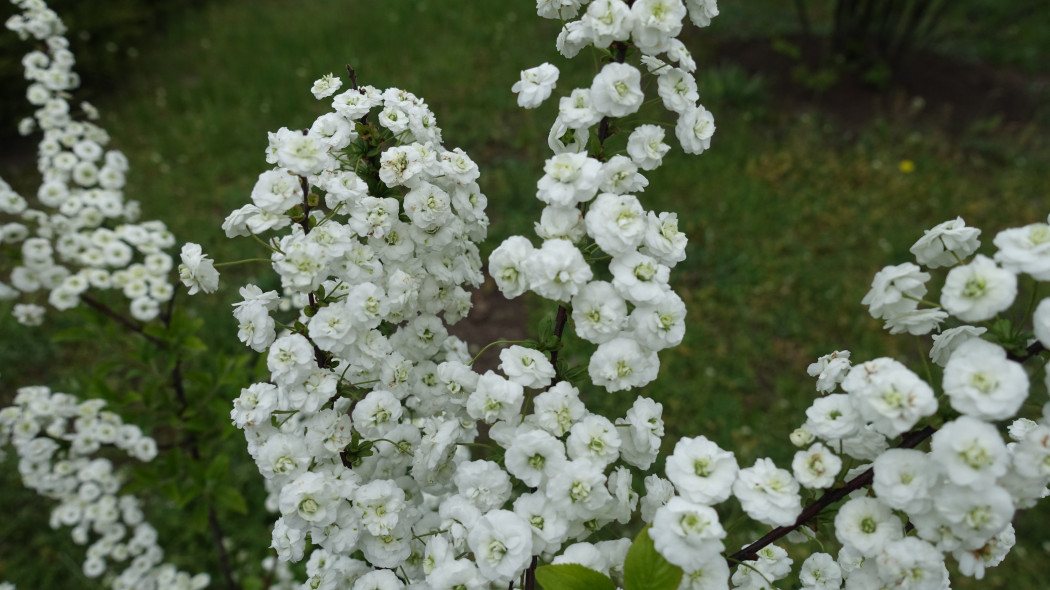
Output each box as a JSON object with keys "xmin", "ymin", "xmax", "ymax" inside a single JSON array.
[{"xmin": 3, "ymin": 0, "xmax": 1050, "ymax": 589}]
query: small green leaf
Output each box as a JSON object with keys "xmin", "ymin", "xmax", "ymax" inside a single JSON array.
[
  {"xmin": 624, "ymin": 526, "xmax": 683, "ymax": 590},
  {"xmin": 174, "ymin": 483, "xmax": 203, "ymax": 509},
  {"xmin": 51, "ymin": 326, "xmax": 93, "ymax": 343},
  {"xmin": 206, "ymin": 454, "xmax": 230, "ymax": 483},
  {"xmin": 536, "ymin": 564, "xmax": 616, "ymax": 590},
  {"xmin": 181, "ymin": 336, "xmax": 207, "ymax": 352},
  {"xmin": 143, "ymin": 323, "xmax": 168, "ymax": 341},
  {"xmin": 214, "ymin": 485, "xmax": 248, "ymax": 515}
]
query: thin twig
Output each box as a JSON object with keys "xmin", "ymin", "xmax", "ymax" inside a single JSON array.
[
  {"xmin": 80, "ymin": 294, "xmax": 166, "ymax": 347},
  {"xmin": 730, "ymin": 425, "xmax": 936, "ymax": 562}
]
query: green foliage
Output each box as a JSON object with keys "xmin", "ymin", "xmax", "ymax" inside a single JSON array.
[
  {"xmin": 536, "ymin": 563, "xmax": 617, "ymax": 590},
  {"xmin": 623, "ymin": 527, "xmax": 683, "ymax": 590}
]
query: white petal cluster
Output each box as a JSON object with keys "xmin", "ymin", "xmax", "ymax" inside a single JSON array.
[
  {"xmin": 0, "ymin": 386, "xmax": 207, "ymax": 588},
  {"xmin": 1, "ymin": 1, "xmax": 177, "ymax": 324},
  {"xmin": 13, "ymin": 0, "xmax": 1050, "ymax": 589}
]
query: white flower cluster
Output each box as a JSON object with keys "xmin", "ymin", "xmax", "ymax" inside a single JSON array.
[
  {"xmin": 0, "ymin": 0, "xmax": 178, "ymax": 325},
  {"xmin": 10, "ymin": 0, "xmax": 1050, "ymax": 588},
  {"xmin": 216, "ymin": 3, "xmax": 730, "ymax": 583},
  {"xmin": 0, "ymin": 386, "xmax": 206, "ymax": 589},
  {"xmin": 773, "ymin": 215, "xmax": 1050, "ymax": 587},
  {"xmin": 495, "ymin": 0, "xmax": 713, "ymax": 394}
]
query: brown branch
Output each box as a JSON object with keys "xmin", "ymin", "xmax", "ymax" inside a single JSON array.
[
  {"xmin": 1007, "ymin": 340, "xmax": 1044, "ymax": 363},
  {"xmin": 345, "ymin": 64, "xmax": 359, "ymax": 90},
  {"xmin": 730, "ymin": 425, "xmax": 937, "ymax": 562},
  {"xmin": 80, "ymin": 294, "xmax": 166, "ymax": 347},
  {"xmin": 208, "ymin": 505, "xmax": 240, "ymax": 590}
]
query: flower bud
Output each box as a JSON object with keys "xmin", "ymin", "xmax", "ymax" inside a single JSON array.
[{"xmin": 790, "ymin": 427, "xmax": 814, "ymax": 448}]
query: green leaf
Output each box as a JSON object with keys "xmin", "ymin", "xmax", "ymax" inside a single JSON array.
[
  {"xmin": 214, "ymin": 485, "xmax": 248, "ymax": 515},
  {"xmin": 173, "ymin": 483, "xmax": 203, "ymax": 509},
  {"xmin": 536, "ymin": 564, "xmax": 616, "ymax": 590},
  {"xmin": 181, "ymin": 336, "xmax": 207, "ymax": 352},
  {"xmin": 51, "ymin": 326, "xmax": 93, "ymax": 343},
  {"xmin": 623, "ymin": 526, "xmax": 683, "ymax": 590},
  {"xmin": 143, "ymin": 323, "xmax": 168, "ymax": 342},
  {"xmin": 206, "ymin": 454, "xmax": 230, "ymax": 483}
]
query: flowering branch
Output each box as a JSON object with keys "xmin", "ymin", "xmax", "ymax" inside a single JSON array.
[{"xmin": 731, "ymin": 425, "xmax": 937, "ymax": 562}]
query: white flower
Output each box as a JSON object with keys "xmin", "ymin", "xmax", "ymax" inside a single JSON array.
[
  {"xmin": 677, "ymin": 553, "xmax": 730, "ymax": 590},
  {"xmin": 525, "ymin": 239, "xmax": 593, "ymax": 302},
  {"xmin": 940, "ymin": 254, "xmax": 1016, "ymax": 322},
  {"xmin": 546, "ymin": 459, "xmax": 613, "ymax": 522},
  {"xmin": 930, "ymin": 416, "xmax": 1008, "ymax": 487},
  {"xmin": 910, "ymin": 217, "xmax": 981, "ymax": 268},
  {"xmin": 675, "ymin": 104, "xmax": 715, "ymax": 154},
  {"xmin": 842, "ymin": 359, "xmax": 937, "ymax": 437},
  {"xmin": 626, "ymin": 124, "xmax": 670, "ymax": 171},
  {"xmin": 310, "ymin": 73, "xmax": 342, "ymax": 99},
  {"xmin": 585, "ymin": 193, "xmax": 647, "ymax": 256},
  {"xmin": 934, "ymin": 483, "xmax": 1014, "ymax": 550},
  {"xmin": 807, "ymin": 350, "xmax": 851, "ymax": 393},
  {"xmin": 531, "ymin": 381, "xmax": 586, "ymax": 436},
  {"xmin": 454, "ymin": 460, "xmax": 512, "ymax": 512},
  {"xmin": 536, "ymin": 152, "xmax": 602, "ymax": 206},
  {"xmin": 732, "ymin": 457, "xmax": 802, "ymax": 527},
  {"xmin": 651, "ymin": 497, "xmax": 726, "ymax": 570},
  {"xmin": 657, "ymin": 67, "xmax": 699, "ymax": 114},
  {"xmin": 588, "ymin": 337, "xmax": 660, "ymax": 392},
  {"xmin": 566, "ymin": 414, "xmax": 621, "ymax": 466},
  {"xmin": 513, "ymin": 492, "xmax": 570, "ymax": 555},
  {"xmin": 929, "ymin": 325, "xmax": 986, "ymax": 367},
  {"xmin": 582, "ymin": 0, "xmax": 633, "ymax": 48},
  {"xmin": 994, "ymin": 222, "xmax": 1050, "ymax": 279},
  {"xmin": 861, "ymin": 263, "xmax": 929, "ymax": 320},
  {"xmin": 571, "ymin": 281, "xmax": 628, "ymax": 344},
  {"xmin": 178, "ymin": 242, "xmax": 219, "ymax": 295},
  {"xmin": 630, "ymin": 0, "xmax": 686, "ymax": 55},
  {"xmin": 834, "ymin": 497, "xmax": 902, "ymax": 557},
  {"xmin": 731, "ymin": 544, "xmax": 793, "ymax": 590},
  {"xmin": 875, "ymin": 537, "xmax": 949, "ymax": 590},
  {"xmin": 466, "ymin": 371, "xmax": 524, "ymax": 424},
  {"xmin": 791, "ymin": 443, "xmax": 841, "ymax": 489},
  {"xmin": 883, "ymin": 307, "xmax": 948, "ymax": 335},
  {"xmin": 512, "ymin": 63, "xmax": 559, "ymax": 108},
  {"xmin": 273, "ymin": 127, "xmax": 334, "ymax": 176},
  {"xmin": 535, "ymin": 205, "xmax": 586, "ymax": 242},
  {"xmin": 590, "ymin": 62, "xmax": 644, "ymax": 117},
  {"xmin": 943, "ymin": 338, "xmax": 1028, "ymax": 420},
  {"xmin": 641, "ymin": 211, "xmax": 688, "ymax": 266},
  {"xmin": 609, "ymin": 250, "xmax": 670, "ymax": 304},
  {"xmin": 952, "ymin": 523, "xmax": 1014, "ymax": 580},
  {"xmin": 804, "ymin": 394, "xmax": 862, "ymax": 441},
  {"xmin": 403, "ymin": 181, "xmax": 453, "ymax": 230},
  {"xmin": 665, "ymin": 435, "xmax": 739, "ymax": 504},
  {"xmin": 799, "ymin": 552, "xmax": 841, "ymax": 590},
  {"xmin": 499, "ymin": 345, "xmax": 556, "ymax": 389},
  {"xmin": 504, "ymin": 430, "xmax": 566, "ymax": 487},
  {"xmin": 490, "ymin": 236, "xmax": 534, "ymax": 299},
  {"xmin": 617, "ymin": 396, "xmax": 665, "ymax": 470},
  {"xmin": 1033, "ymin": 297, "xmax": 1050, "ymax": 349},
  {"xmin": 872, "ymin": 449, "xmax": 935, "ymax": 514},
  {"xmin": 278, "ymin": 471, "xmax": 340, "ymax": 527},
  {"xmin": 558, "ymin": 88, "xmax": 603, "ymax": 128}
]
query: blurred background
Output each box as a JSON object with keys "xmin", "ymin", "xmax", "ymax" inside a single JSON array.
[{"xmin": 1, "ymin": 0, "xmax": 1048, "ymax": 587}]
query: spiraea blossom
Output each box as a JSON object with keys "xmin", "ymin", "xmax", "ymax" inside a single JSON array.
[
  {"xmin": 512, "ymin": 63, "xmax": 560, "ymax": 108},
  {"xmin": 1, "ymin": 0, "xmax": 177, "ymax": 324},
  {"xmin": 12, "ymin": 1, "xmax": 1050, "ymax": 589}
]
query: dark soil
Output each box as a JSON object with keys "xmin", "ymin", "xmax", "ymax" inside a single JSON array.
[
  {"xmin": 711, "ymin": 34, "xmax": 1050, "ymax": 134},
  {"xmin": 446, "ymin": 276, "xmax": 530, "ymax": 373}
]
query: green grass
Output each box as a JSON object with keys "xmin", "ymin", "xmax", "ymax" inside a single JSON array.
[{"xmin": 2, "ymin": 0, "xmax": 1050, "ymax": 588}]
